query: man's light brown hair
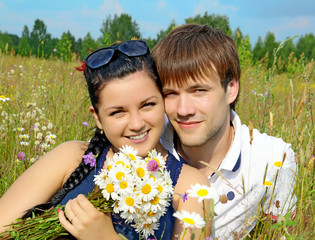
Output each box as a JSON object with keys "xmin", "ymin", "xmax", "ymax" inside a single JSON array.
[{"xmin": 151, "ymin": 24, "xmax": 241, "ymax": 109}]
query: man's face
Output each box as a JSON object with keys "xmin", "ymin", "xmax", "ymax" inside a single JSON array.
[{"xmin": 163, "ymin": 73, "xmax": 238, "ymax": 148}]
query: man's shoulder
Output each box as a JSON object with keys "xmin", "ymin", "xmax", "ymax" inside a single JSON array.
[{"xmin": 239, "ymin": 124, "xmax": 295, "ymax": 168}]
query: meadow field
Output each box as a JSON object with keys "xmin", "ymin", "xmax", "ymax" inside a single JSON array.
[{"xmin": 0, "ymin": 48, "xmax": 314, "ymax": 239}]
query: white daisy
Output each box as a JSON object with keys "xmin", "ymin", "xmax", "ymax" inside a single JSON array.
[
  {"xmin": 108, "ymin": 164, "xmax": 130, "ymax": 182},
  {"xmin": 19, "ymin": 134, "xmax": 30, "ymax": 139},
  {"xmin": 132, "ymin": 159, "xmax": 149, "ymax": 180},
  {"xmin": 117, "ymin": 193, "xmax": 141, "ymax": 214},
  {"xmin": 187, "ymin": 184, "xmax": 219, "ymax": 203},
  {"xmin": 173, "ymin": 210, "xmax": 205, "ymax": 229},
  {"xmin": 0, "ymin": 95, "xmax": 10, "ymax": 102},
  {"xmin": 133, "ymin": 221, "xmax": 160, "ymax": 239},
  {"xmin": 136, "ymin": 176, "xmax": 159, "ymax": 201},
  {"xmin": 119, "ymin": 145, "xmax": 140, "ymax": 161}
]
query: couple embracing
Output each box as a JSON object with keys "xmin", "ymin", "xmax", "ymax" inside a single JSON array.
[{"xmin": 0, "ymin": 24, "xmax": 296, "ymax": 240}]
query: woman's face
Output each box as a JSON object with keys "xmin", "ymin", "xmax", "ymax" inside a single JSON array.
[{"xmin": 91, "ymin": 70, "xmax": 165, "ymax": 157}]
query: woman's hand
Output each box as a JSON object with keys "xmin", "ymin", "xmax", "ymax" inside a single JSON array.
[{"xmin": 58, "ymin": 194, "xmax": 119, "ymax": 240}]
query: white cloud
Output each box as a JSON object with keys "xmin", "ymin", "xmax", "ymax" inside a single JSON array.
[
  {"xmin": 156, "ymin": 0, "xmax": 167, "ymax": 11},
  {"xmin": 81, "ymin": 0, "xmax": 123, "ymax": 19},
  {"xmin": 194, "ymin": 0, "xmax": 238, "ymax": 15},
  {"xmin": 287, "ymin": 17, "xmax": 310, "ymax": 29}
]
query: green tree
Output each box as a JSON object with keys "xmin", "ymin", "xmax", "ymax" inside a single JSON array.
[
  {"xmin": 22, "ymin": 25, "xmax": 30, "ymax": 38},
  {"xmin": 296, "ymin": 33, "xmax": 315, "ymax": 61},
  {"xmin": 30, "ymin": 19, "xmax": 49, "ymax": 57},
  {"xmin": 55, "ymin": 34, "xmax": 72, "ymax": 61},
  {"xmin": 17, "ymin": 36, "xmax": 31, "ymax": 56},
  {"xmin": 253, "ymin": 36, "xmax": 265, "ymax": 62},
  {"xmin": 263, "ymin": 32, "xmax": 279, "ymax": 68},
  {"xmin": 100, "ymin": 13, "xmax": 141, "ymax": 44},
  {"xmin": 185, "ymin": 11, "xmax": 230, "ymax": 34},
  {"xmin": 80, "ymin": 32, "xmax": 97, "ymax": 59},
  {"xmin": 231, "ymin": 27, "xmax": 244, "ymax": 47},
  {"xmin": 238, "ymin": 36, "xmax": 253, "ymax": 68},
  {"xmin": 0, "ymin": 32, "xmax": 13, "ymax": 53}
]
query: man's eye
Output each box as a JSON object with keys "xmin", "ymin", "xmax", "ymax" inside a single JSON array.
[{"xmin": 163, "ymin": 91, "xmax": 177, "ymax": 97}]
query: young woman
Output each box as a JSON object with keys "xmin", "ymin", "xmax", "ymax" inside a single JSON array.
[{"xmin": 0, "ymin": 40, "xmax": 211, "ymax": 239}]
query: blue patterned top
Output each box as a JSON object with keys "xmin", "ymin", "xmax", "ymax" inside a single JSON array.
[{"xmin": 59, "ymin": 145, "xmax": 185, "ymax": 239}]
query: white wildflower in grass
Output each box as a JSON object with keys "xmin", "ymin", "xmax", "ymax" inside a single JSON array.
[
  {"xmin": 263, "ymin": 178, "xmax": 273, "ymax": 187},
  {"xmin": 274, "ymin": 161, "xmax": 283, "ymax": 168},
  {"xmin": 0, "ymin": 95, "xmax": 10, "ymax": 102},
  {"xmin": 34, "ymin": 140, "xmax": 40, "ymax": 145},
  {"xmin": 20, "ymin": 142, "xmax": 29, "ymax": 146},
  {"xmin": 93, "ymin": 146, "xmax": 173, "ymax": 239},
  {"xmin": 40, "ymin": 143, "xmax": 50, "ymax": 150},
  {"xmin": 36, "ymin": 132, "xmax": 43, "ymax": 139},
  {"xmin": 19, "ymin": 134, "xmax": 30, "ymax": 140},
  {"xmin": 173, "ymin": 210, "xmax": 206, "ymax": 229},
  {"xmin": 47, "ymin": 122, "xmax": 53, "ymax": 129},
  {"xmin": 187, "ymin": 184, "xmax": 219, "ymax": 203},
  {"xmin": 42, "ymin": 126, "xmax": 47, "ymax": 131}
]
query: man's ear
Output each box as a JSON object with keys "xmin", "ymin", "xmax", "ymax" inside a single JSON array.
[
  {"xmin": 226, "ymin": 78, "xmax": 239, "ymax": 104},
  {"xmin": 89, "ymin": 106, "xmax": 103, "ymax": 130}
]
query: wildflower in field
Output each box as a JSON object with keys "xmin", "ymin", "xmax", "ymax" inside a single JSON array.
[
  {"xmin": 263, "ymin": 179, "xmax": 272, "ymax": 187},
  {"xmin": 40, "ymin": 143, "xmax": 50, "ymax": 150},
  {"xmin": 173, "ymin": 210, "xmax": 205, "ymax": 229},
  {"xmin": 82, "ymin": 121, "xmax": 89, "ymax": 126},
  {"xmin": 0, "ymin": 95, "xmax": 10, "ymax": 102},
  {"xmin": 19, "ymin": 134, "xmax": 30, "ymax": 140},
  {"xmin": 274, "ymin": 161, "xmax": 283, "ymax": 168},
  {"xmin": 20, "ymin": 142, "xmax": 29, "ymax": 146},
  {"xmin": 47, "ymin": 122, "xmax": 53, "ymax": 129},
  {"xmin": 17, "ymin": 152, "xmax": 26, "ymax": 161},
  {"xmin": 36, "ymin": 132, "xmax": 43, "ymax": 139},
  {"xmin": 42, "ymin": 126, "xmax": 47, "ymax": 131},
  {"xmin": 187, "ymin": 184, "xmax": 219, "ymax": 203},
  {"xmin": 83, "ymin": 152, "xmax": 96, "ymax": 167}
]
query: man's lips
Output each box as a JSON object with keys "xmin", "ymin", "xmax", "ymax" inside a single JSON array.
[{"xmin": 177, "ymin": 121, "xmax": 202, "ymax": 129}]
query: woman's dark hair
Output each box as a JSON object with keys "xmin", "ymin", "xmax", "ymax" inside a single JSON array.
[{"xmin": 23, "ymin": 42, "xmax": 162, "ymax": 218}]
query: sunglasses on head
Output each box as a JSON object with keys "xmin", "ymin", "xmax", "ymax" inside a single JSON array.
[{"xmin": 84, "ymin": 40, "xmax": 149, "ymax": 69}]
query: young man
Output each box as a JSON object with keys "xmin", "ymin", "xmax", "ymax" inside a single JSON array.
[{"xmin": 152, "ymin": 24, "xmax": 297, "ymax": 239}]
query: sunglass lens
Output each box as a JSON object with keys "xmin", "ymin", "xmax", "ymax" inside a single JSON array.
[
  {"xmin": 118, "ymin": 41, "xmax": 147, "ymax": 56},
  {"xmin": 87, "ymin": 49, "xmax": 114, "ymax": 69}
]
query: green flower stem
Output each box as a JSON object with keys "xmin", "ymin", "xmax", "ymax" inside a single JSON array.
[{"xmin": 0, "ymin": 187, "xmax": 114, "ymax": 239}]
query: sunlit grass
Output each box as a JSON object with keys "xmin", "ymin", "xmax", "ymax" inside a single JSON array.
[{"xmin": 0, "ymin": 50, "xmax": 314, "ymax": 239}]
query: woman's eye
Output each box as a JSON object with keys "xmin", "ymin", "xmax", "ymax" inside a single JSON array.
[
  {"xmin": 142, "ymin": 102, "xmax": 156, "ymax": 108},
  {"xmin": 110, "ymin": 110, "xmax": 123, "ymax": 116}
]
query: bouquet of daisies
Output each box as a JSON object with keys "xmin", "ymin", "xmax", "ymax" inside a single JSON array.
[
  {"xmin": 94, "ymin": 146, "xmax": 174, "ymax": 238},
  {"xmin": 0, "ymin": 146, "xmax": 173, "ymax": 240}
]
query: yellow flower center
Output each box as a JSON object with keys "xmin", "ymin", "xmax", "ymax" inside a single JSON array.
[
  {"xmin": 125, "ymin": 197, "xmax": 134, "ymax": 206},
  {"xmin": 116, "ymin": 172, "xmax": 125, "ymax": 180},
  {"xmin": 107, "ymin": 165, "xmax": 112, "ymax": 170},
  {"xmin": 128, "ymin": 154, "xmax": 136, "ymax": 160},
  {"xmin": 120, "ymin": 181, "xmax": 128, "ymax": 189},
  {"xmin": 153, "ymin": 158, "xmax": 160, "ymax": 166},
  {"xmin": 102, "ymin": 175, "xmax": 107, "ymax": 181},
  {"xmin": 274, "ymin": 161, "xmax": 282, "ymax": 167},
  {"xmin": 197, "ymin": 189, "xmax": 208, "ymax": 197},
  {"xmin": 150, "ymin": 196, "xmax": 159, "ymax": 205},
  {"xmin": 264, "ymin": 181, "xmax": 272, "ymax": 186},
  {"xmin": 182, "ymin": 218, "xmax": 195, "ymax": 225},
  {"xmin": 136, "ymin": 167, "xmax": 145, "ymax": 178},
  {"xmin": 116, "ymin": 160, "xmax": 125, "ymax": 166},
  {"xmin": 150, "ymin": 175, "xmax": 156, "ymax": 181},
  {"xmin": 157, "ymin": 185, "xmax": 163, "ymax": 194},
  {"xmin": 0, "ymin": 95, "xmax": 5, "ymax": 99},
  {"xmin": 142, "ymin": 184, "xmax": 152, "ymax": 194},
  {"xmin": 106, "ymin": 183, "xmax": 114, "ymax": 193},
  {"xmin": 148, "ymin": 211, "xmax": 155, "ymax": 217}
]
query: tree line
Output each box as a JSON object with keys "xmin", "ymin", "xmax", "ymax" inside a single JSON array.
[{"xmin": 0, "ymin": 12, "xmax": 314, "ymax": 71}]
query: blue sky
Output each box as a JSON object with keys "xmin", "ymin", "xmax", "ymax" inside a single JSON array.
[{"xmin": 0, "ymin": 0, "xmax": 314, "ymax": 45}]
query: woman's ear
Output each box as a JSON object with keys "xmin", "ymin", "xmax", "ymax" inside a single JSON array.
[
  {"xmin": 226, "ymin": 78, "xmax": 239, "ymax": 104},
  {"xmin": 89, "ymin": 106, "xmax": 103, "ymax": 130}
]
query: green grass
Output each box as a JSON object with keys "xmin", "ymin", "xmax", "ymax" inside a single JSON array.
[{"xmin": 0, "ymin": 50, "xmax": 314, "ymax": 239}]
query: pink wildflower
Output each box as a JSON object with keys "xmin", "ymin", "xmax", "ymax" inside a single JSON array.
[
  {"xmin": 17, "ymin": 152, "xmax": 26, "ymax": 161},
  {"xmin": 147, "ymin": 159, "xmax": 159, "ymax": 172},
  {"xmin": 83, "ymin": 152, "xmax": 96, "ymax": 167}
]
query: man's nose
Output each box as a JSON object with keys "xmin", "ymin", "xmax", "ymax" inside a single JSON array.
[{"xmin": 177, "ymin": 94, "xmax": 195, "ymax": 117}]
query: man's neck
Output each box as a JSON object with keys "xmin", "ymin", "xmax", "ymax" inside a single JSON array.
[{"xmin": 178, "ymin": 120, "xmax": 235, "ymax": 176}]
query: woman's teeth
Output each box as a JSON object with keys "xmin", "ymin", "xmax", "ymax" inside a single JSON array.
[{"xmin": 129, "ymin": 131, "xmax": 147, "ymax": 140}]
